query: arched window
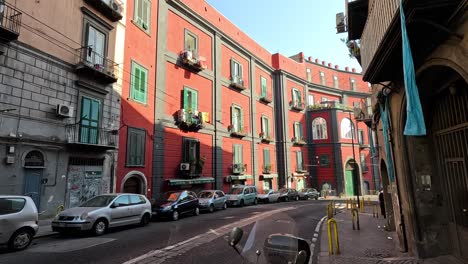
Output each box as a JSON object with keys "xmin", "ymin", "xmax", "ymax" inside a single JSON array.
[
  {"xmin": 312, "ymin": 117, "xmax": 327, "ymax": 139},
  {"xmin": 341, "ymin": 118, "xmax": 355, "ymax": 139},
  {"xmin": 24, "ymin": 150, "xmax": 45, "ymax": 168}
]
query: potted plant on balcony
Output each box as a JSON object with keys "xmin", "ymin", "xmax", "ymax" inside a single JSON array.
[{"xmin": 263, "ymin": 164, "xmax": 272, "ymax": 174}]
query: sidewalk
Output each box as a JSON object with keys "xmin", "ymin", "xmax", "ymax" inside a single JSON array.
[
  {"xmin": 36, "ymin": 218, "xmax": 57, "ymax": 238},
  {"xmin": 317, "ymin": 202, "xmax": 465, "ymax": 264}
]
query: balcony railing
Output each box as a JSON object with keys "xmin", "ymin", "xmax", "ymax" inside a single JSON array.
[
  {"xmin": 259, "ymin": 132, "xmax": 272, "ymax": 143},
  {"xmin": 177, "ymin": 109, "xmax": 206, "ymax": 131},
  {"xmin": 66, "ymin": 123, "xmax": 118, "ymax": 148},
  {"xmin": 84, "ymin": 0, "xmax": 123, "ymax": 22},
  {"xmin": 289, "ymin": 101, "xmax": 305, "ymax": 111},
  {"xmin": 259, "ymin": 94, "xmax": 272, "ymax": 104},
  {"xmin": 0, "ymin": 3, "xmax": 22, "ymax": 41},
  {"xmin": 292, "ymin": 137, "xmax": 307, "ymax": 146},
  {"xmin": 263, "ymin": 164, "xmax": 273, "ymax": 174},
  {"xmin": 75, "ymin": 47, "xmax": 119, "ymax": 83},
  {"xmin": 360, "ymin": 0, "xmax": 399, "ymax": 74},
  {"xmin": 229, "ymin": 125, "xmax": 248, "ymax": 138},
  {"xmin": 230, "ymin": 76, "xmax": 247, "ymax": 91},
  {"xmin": 295, "ymin": 165, "xmax": 307, "ymax": 173},
  {"xmin": 180, "ymin": 50, "xmax": 207, "ymax": 72},
  {"xmin": 308, "ymin": 102, "xmax": 354, "ymax": 112}
]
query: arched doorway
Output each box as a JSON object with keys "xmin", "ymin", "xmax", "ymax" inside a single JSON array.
[
  {"xmin": 23, "ymin": 150, "xmax": 45, "ymax": 209},
  {"xmin": 344, "ymin": 160, "xmax": 359, "ymax": 196},
  {"xmin": 121, "ymin": 171, "xmax": 147, "ymax": 195}
]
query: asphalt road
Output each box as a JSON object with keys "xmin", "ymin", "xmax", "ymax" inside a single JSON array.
[{"xmin": 0, "ymin": 200, "xmax": 328, "ymax": 264}]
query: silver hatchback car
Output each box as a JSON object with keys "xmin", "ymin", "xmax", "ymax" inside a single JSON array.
[
  {"xmin": 52, "ymin": 194, "xmax": 152, "ymax": 236},
  {"xmin": 0, "ymin": 195, "xmax": 39, "ymax": 251}
]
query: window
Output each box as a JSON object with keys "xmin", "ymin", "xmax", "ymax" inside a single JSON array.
[
  {"xmin": 361, "ymin": 153, "xmax": 368, "ymax": 172},
  {"xmin": 130, "ymin": 195, "xmax": 143, "ymax": 205},
  {"xmin": 350, "ymin": 78, "xmax": 356, "ymax": 91},
  {"xmin": 233, "ymin": 144, "xmax": 243, "ymax": 164},
  {"xmin": 320, "ymin": 155, "xmax": 330, "ymax": 167},
  {"xmin": 260, "ymin": 76, "xmax": 267, "ymax": 97},
  {"xmin": 358, "ymin": 129, "xmax": 365, "ymax": 145},
  {"xmin": 80, "ymin": 97, "xmax": 101, "ymax": 144},
  {"xmin": 261, "ymin": 116, "xmax": 270, "ymax": 137},
  {"xmin": 319, "ymin": 71, "xmax": 326, "ymax": 85},
  {"xmin": 333, "ymin": 75, "xmax": 339, "ymax": 88},
  {"xmin": 263, "ymin": 180, "xmax": 272, "ymax": 190},
  {"xmin": 296, "ymin": 151, "xmax": 304, "ymax": 171},
  {"xmin": 0, "ymin": 198, "xmax": 26, "ymax": 215},
  {"xmin": 307, "ymin": 94, "xmax": 314, "ymax": 106},
  {"xmin": 263, "ymin": 148, "xmax": 271, "ymax": 167},
  {"xmin": 294, "ymin": 122, "xmax": 303, "ymax": 140},
  {"xmin": 134, "ymin": 0, "xmax": 151, "ymax": 32},
  {"xmin": 84, "ymin": 24, "xmax": 106, "ymax": 67},
  {"xmin": 231, "ymin": 105, "xmax": 244, "ymax": 133},
  {"xmin": 114, "ymin": 195, "xmax": 130, "ymax": 206},
  {"xmin": 312, "ymin": 117, "xmax": 327, "ymax": 139},
  {"xmin": 292, "ymin": 88, "xmax": 302, "ymax": 105},
  {"xmin": 130, "ymin": 61, "xmax": 148, "ymax": 104},
  {"xmin": 183, "ymin": 87, "xmax": 198, "ymax": 112},
  {"xmin": 341, "ymin": 118, "xmax": 355, "ymax": 139},
  {"xmin": 184, "ymin": 30, "xmax": 198, "ymax": 53},
  {"xmin": 306, "ymin": 68, "xmax": 311, "ymax": 82},
  {"xmin": 126, "ymin": 127, "xmax": 146, "ymax": 166},
  {"xmin": 230, "ymin": 59, "xmax": 243, "ymax": 83},
  {"xmin": 183, "ymin": 137, "xmax": 200, "ymax": 164}
]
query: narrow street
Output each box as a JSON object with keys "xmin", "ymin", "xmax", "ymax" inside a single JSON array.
[{"xmin": 0, "ymin": 200, "xmax": 328, "ymax": 264}]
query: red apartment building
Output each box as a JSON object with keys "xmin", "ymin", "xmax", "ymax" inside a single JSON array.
[{"xmin": 116, "ymin": 0, "xmax": 377, "ymax": 198}]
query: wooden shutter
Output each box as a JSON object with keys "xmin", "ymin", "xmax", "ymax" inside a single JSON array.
[
  {"xmin": 192, "ymin": 89, "xmax": 198, "ymax": 112},
  {"xmin": 183, "ymin": 88, "xmax": 189, "ymax": 109},
  {"xmin": 132, "ymin": 65, "xmax": 140, "ymax": 101},
  {"xmin": 139, "ymin": 68, "xmax": 147, "ymax": 103}
]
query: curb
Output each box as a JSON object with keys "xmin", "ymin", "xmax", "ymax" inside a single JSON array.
[{"xmin": 309, "ymin": 215, "xmax": 328, "ymax": 264}]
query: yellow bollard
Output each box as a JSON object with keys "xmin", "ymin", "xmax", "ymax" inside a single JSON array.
[
  {"xmin": 327, "ymin": 204, "xmax": 333, "ymax": 219},
  {"xmin": 327, "ymin": 218, "xmax": 340, "ymax": 255},
  {"xmin": 367, "ymin": 197, "xmax": 371, "ymax": 206},
  {"xmin": 373, "ymin": 204, "xmax": 379, "ymax": 218},
  {"xmin": 360, "ymin": 199, "xmax": 364, "ymax": 213},
  {"xmin": 351, "ymin": 208, "xmax": 360, "ymax": 230}
]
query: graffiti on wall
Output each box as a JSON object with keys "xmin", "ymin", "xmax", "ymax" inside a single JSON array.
[{"xmin": 67, "ymin": 165, "xmax": 105, "ymax": 208}]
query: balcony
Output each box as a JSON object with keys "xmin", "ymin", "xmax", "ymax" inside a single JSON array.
[
  {"xmin": 0, "ymin": 3, "xmax": 22, "ymax": 41},
  {"xmin": 259, "ymin": 95, "xmax": 272, "ymax": 104},
  {"xmin": 259, "ymin": 132, "xmax": 272, "ymax": 143},
  {"xmin": 262, "ymin": 164, "xmax": 273, "ymax": 174},
  {"xmin": 66, "ymin": 123, "xmax": 118, "ymax": 149},
  {"xmin": 292, "ymin": 137, "xmax": 307, "ymax": 146},
  {"xmin": 84, "ymin": 0, "xmax": 123, "ymax": 22},
  {"xmin": 232, "ymin": 163, "xmax": 247, "ymax": 175},
  {"xmin": 289, "ymin": 101, "xmax": 305, "ymax": 111},
  {"xmin": 176, "ymin": 109, "xmax": 207, "ymax": 131},
  {"xmin": 295, "ymin": 165, "xmax": 307, "ymax": 173},
  {"xmin": 179, "ymin": 50, "xmax": 207, "ymax": 72},
  {"xmin": 229, "ymin": 125, "xmax": 248, "ymax": 138},
  {"xmin": 230, "ymin": 76, "xmax": 247, "ymax": 91},
  {"xmin": 75, "ymin": 47, "xmax": 119, "ymax": 83}
]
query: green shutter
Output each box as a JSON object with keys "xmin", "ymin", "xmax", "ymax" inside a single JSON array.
[
  {"xmin": 263, "ymin": 148, "xmax": 270, "ymax": 166},
  {"xmin": 140, "ymin": 69, "xmax": 147, "ymax": 103},
  {"xmin": 183, "ymin": 89, "xmax": 189, "ymax": 109},
  {"xmin": 192, "ymin": 89, "xmax": 198, "ymax": 112},
  {"xmin": 230, "ymin": 59, "xmax": 235, "ymax": 80}
]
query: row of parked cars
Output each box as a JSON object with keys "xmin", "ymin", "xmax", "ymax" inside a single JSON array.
[{"xmin": 0, "ymin": 186, "xmax": 320, "ymax": 251}]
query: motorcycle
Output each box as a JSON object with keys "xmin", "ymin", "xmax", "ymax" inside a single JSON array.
[{"xmin": 227, "ymin": 212, "xmax": 311, "ymax": 264}]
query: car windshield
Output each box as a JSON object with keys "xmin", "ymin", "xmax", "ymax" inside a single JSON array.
[
  {"xmin": 165, "ymin": 192, "xmax": 181, "ymax": 202},
  {"xmin": 198, "ymin": 191, "xmax": 213, "ymax": 198},
  {"xmin": 231, "ymin": 188, "xmax": 244, "ymax": 195},
  {"xmin": 80, "ymin": 195, "xmax": 117, "ymax": 207}
]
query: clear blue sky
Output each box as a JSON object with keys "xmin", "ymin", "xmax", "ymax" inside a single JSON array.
[{"xmin": 205, "ymin": 0, "xmax": 361, "ymax": 71}]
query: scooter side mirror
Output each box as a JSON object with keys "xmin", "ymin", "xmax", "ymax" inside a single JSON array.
[{"xmin": 228, "ymin": 227, "xmax": 243, "ymax": 247}]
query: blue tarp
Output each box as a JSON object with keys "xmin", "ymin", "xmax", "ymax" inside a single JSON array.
[
  {"xmin": 400, "ymin": 0, "xmax": 427, "ymax": 136},
  {"xmin": 380, "ymin": 98, "xmax": 395, "ymax": 182}
]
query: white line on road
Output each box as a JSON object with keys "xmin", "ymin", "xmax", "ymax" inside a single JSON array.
[
  {"xmin": 209, "ymin": 229, "xmax": 220, "ymax": 236},
  {"xmin": 309, "ymin": 215, "xmax": 327, "ymax": 264}
]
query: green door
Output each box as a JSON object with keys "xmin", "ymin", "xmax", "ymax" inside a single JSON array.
[{"xmin": 345, "ymin": 170, "xmax": 354, "ymax": 196}]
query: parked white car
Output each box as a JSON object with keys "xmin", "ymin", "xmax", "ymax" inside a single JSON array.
[
  {"xmin": 257, "ymin": 190, "xmax": 280, "ymax": 203},
  {"xmin": 0, "ymin": 195, "xmax": 39, "ymax": 251},
  {"xmin": 52, "ymin": 194, "xmax": 152, "ymax": 236}
]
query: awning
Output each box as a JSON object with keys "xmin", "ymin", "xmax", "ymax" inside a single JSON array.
[
  {"xmin": 167, "ymin": 177, "xmax": 214, "ymax": 186},
  {"xmin": 226, "ymin": 175, "xmax": 252, "ymax": 182},
  {"xmin": 260, "ymin": 174, "xmax": 278, "ymax": 180}
]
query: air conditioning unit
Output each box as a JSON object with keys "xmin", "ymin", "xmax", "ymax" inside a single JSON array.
[
  {"xmin": 180, "ymin": 163, "xmax": 190, "ymax": 171},
  {"xmin": 56, "ymin": 104, "xmax": 74, "ymax": 118},
  {"xmin": 232, "ymin": 163, "xmax": 243, "ymax": 174}
]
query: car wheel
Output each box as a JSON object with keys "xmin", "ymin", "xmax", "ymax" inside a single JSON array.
[
  {"xmin": 93, "ymin": 219, "xmax": 107, "ymax": 236},
  {"xmin": 223, "ymin": 203, "xmax": 227, "ymax": 210},
  {"xmin": 254, "ymin": 198, "xmax": 258, "ymax": 205},
  {"xmin": 209, "ymin": 204, "xmax": 214, "ymax": 213},
  {"xmin": 140, "ymin": 213, "xmax": 150, "ymax": 227},
  {"xmin": 240, "ymin": 200, "xmax": 244, "ymax": 207},
  {"xmin": 8, "ymin": 229, "xmax": 33, "ymax": 251},
  {"xmin": 172, "ymin": 210, "xmax": 180, "ymax": 221},
  {"xmin": 193, "ymin": 207, "xmax": 200, "ymax": 216}
]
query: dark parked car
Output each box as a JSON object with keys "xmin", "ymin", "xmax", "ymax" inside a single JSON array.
[
  {"xmin": 298, "ymin": 188, "xmax": 320, "ymax": 200},
  {"xmin": 152, "ymin": 191, "xmax": 199, "ymax": 221},
  {"xmin": 278, "ymin": 188, "xmax": 299, "ymax": 202}
]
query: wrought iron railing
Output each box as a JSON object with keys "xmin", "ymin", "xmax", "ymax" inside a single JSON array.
[
  {"xmin": 360, "ymin": 0, "xmax": 399, "ymax": 73},
  {"xmin": 75, "ymin": 47, "xmax": 119, "ymax": 79},
  {"xmin": 66, "ymin": 123, "xmax": 118, "ymax": 147},
  {"xmin": 0, "ymin": 3, "xmax": 22, "ymax": 37}
]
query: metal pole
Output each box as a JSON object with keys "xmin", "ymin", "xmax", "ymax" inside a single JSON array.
[{"xmin": 349, "ymin": 112, "xmax": 360, "ymax": 208}]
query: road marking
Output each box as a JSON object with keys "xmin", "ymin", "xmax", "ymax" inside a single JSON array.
[
  {"xmin": 28, "ymin": 237, "xmax": 116, "ymax": 253},
  {"xmin": 221, "ymin": 216, "xmax": 235, "ymax": 219},
  {"xmin": 122, "ymin": 207, "xmax": 296, "ymax": 264}
]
